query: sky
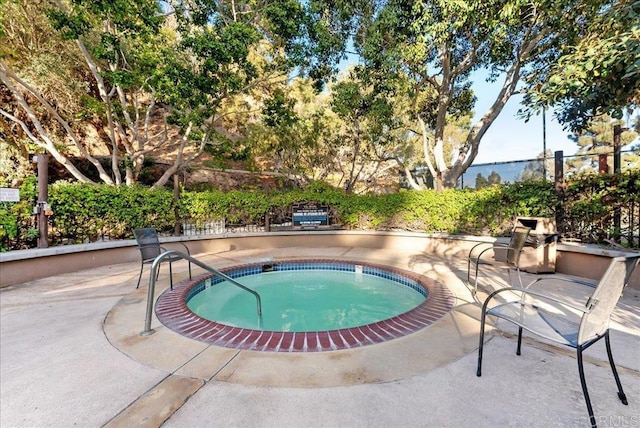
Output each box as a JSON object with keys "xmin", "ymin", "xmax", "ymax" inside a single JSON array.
[
  {"xmin": 471, "ymin": 76, "xmax": 639, "ymax": 165},
  {"xmin": 468, "ymin": 70, "xmax": 575, "ymax": 165}
]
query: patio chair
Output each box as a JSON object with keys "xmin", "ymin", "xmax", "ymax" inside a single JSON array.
[
  {"xmin": 467, "ymin": 225, "xmax": 531, "ymax": 294},
  {"xmin": 476, "ymin": 255, "xmax": 640, "ymax": 428},
  {"xmin": 133, "ymin": 228, "xmax": 192, "ymax": 289}
]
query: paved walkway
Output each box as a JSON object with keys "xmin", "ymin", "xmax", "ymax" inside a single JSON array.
[{"xmin": 1, "ymin": 246, "xmax": 639, "ymax": 427}]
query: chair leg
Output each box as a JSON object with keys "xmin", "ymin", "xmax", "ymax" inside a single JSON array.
[
  {"xmin": 516, "ymin": 327, "xmax": 523, "ymax": 356},
  {"xmin": 604, "ymin": 331, "xmax": 628, "ymax": 405},
  {"xmin": 506, "ymin": 267, "xmax": 524, "ymax": 289},
  {"xmin": 136, "ymin": 263, "xmax": 144, "ymax": 289},
  {"xmin": 474, "ymin": 272, "xmax": 480, "ymax": 295},
  {"xmin": 577, "ymin": 345, "xmax": 597, "ymax": 428},
  {"xmin": 467, "ymin": 259, "xmax": 481, "ymax": 295},
  {"xmin": 169, "ymin": 261, "xmax": 174, "ymax": 290},
  {"xmin": 515, "ymin": 267, "xmax": 524, "ymax": 288},
  {"xmin": 472, "ymin": 261, "xmax": 482, "ymax": 295},
  {"xmin": 477, "ymin": 308, "xmax": 487, "ymax": 377}
]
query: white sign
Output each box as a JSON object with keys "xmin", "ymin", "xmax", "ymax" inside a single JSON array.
[{"xmin": 0, "ymin": 188, "xmax": 20, "ymax": 202}]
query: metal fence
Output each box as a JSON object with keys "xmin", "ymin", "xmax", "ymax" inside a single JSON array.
[
  {"xmin": 459, "ymin": 149, "xmax": 640, "ymax": 249},
  {"xmin": 459, "ymin": 149, "xmax": 638, "ymax": 189}
]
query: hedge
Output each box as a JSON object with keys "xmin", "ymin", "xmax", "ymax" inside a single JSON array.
[{"xmin": 1, "ymin": 172, "xmax": 637, "ymax": 251}]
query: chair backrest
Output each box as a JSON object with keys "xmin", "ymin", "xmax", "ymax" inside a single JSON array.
[
  {"xmin": 133, "ymin": 228, "xmax": 162, "ymax": 262},
  {"xmin": 506, "ymin": 226, "xmax": 531, "ymax": 267},
  {"xmin": 578, "ymin": 255, "xmax": 640, "ymax": 344}
]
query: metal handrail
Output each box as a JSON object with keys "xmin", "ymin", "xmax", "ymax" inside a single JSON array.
[{"xmin": 141, "ymin": 250, "xmax": 262, "ymax": 336}]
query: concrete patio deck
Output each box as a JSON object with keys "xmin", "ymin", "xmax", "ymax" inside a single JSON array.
[{"xmin": 1, "ymin": 245, "xmax": 639, "ymax": 427}]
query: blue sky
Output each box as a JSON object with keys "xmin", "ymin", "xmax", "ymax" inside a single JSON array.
[
  {"xmin": 470, "ymin": 69, "xmax": 640, "ymax": 165},
  {"xmin": 469, "ymin": 71, "xmax": 575, "ymax": 164}
]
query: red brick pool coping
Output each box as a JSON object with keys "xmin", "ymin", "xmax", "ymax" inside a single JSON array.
[{"xmin": 155, "ymin": 259, "xmax": 455, "ymax": 352}]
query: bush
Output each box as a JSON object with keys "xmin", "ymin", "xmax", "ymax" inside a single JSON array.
[
  {"xmin": 1, "ymin": 172, "xmax": 637, "ymax": 251},
  {"xmin": 0, "ymin": 177, "xmax": 38, "ymax": 251},
  {"xmin": 179, "ymin": 181, "xmax": 558, "ymax": 236},
  {"xmin": 48, "ymin": 182, "xmax": 176, "ymax": 244}
]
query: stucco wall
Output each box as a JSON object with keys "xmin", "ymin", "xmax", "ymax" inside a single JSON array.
[{"xmin": 1, "ymin": 232, "xmax": 638, "ymax": 289}]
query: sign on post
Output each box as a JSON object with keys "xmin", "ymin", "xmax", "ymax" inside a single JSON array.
[
  {"xmin": 292, "ymin": 202, "xmax": 329, "ymax": 230},
  {"xmin": 0, "ymin": 188, "xmax": 20, "ymax": 202}
]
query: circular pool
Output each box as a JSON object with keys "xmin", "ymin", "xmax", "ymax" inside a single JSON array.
[{"xmin": 155, "ymin": 259, "xmax": 455, "ymax": 352}]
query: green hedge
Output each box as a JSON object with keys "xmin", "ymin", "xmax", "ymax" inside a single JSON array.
[
  {"xmin": 0, "ymin": 177, "xmax": 39, "ymax": 251},
  {"xmin": 179, "ymin": 180, "xmax": 558, "ymax": 235},
  {"xmin": 562, "ymin": 172, "xmax": 640, "ymax": 244},
  {"xmin": 47, "ymin": 182, "xmax": 177, "ymax": 243},
  {"xmin": 1, "ymin": 173, "xmax": 637, "ymax": 251}
]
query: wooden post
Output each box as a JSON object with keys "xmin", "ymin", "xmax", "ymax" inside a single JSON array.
[
  {"xmin": 36, "ymin": 154, "xmax": 49, "ymax": 248},
  {"xmin": 613, "ymin": 125, "xmax": 622, "ymax": 173},
  {"xmin": 598, "ymin": 154, "xmax": 609, "ymax": 173},
  {"xmin": 173, "ymin": 173, "xmax": 181, "ymax": 236},
  {"xmin": 554, "ymin": 151, "xmax": 565, "ymax": 235},
  {"xmin": 613, "ymin": 125, "xmax": 622, "ymax": 242}
]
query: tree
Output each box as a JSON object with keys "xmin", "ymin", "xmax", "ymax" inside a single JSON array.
[
  {"xmin": 247, "ymin": 77, "xmax": 342, "ymax": 185},
  {"xmin": 475, "ymin": 173, "xmax": 488, "ymax": 189},
  {"xmin": 249, "ymin": 72, "xmax": 401, "ymax": 193},
  {"xmin": 308, "ymin": 0, "xmax": 609, "ymax": 190},
  {"xmin": 487, "ymin": 171, "xmax": 501, "ymax": 185},
  {"xmin": 517, "ymin": 150, "xmax": 554, "ymax": 181},
  {"xmin": 1, "ymin": 0, "xmax": 307, "ymax": 187},
  {"xmin": 328, "ymin": 72, "xmax": 401, "ymax": 192},
  {"xmin": 1, "ymin": 0, "xmax": 112, "ymax": 184},
  {"xmin": 565, "ymin": 115, "xmax": 639, "ymax": 173},
  {"xmin": 523, "ymin": 0, "xmax": 640, "ymax": 132}
]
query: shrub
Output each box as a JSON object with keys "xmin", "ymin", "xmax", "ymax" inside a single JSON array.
[
  {"xmin": 1, "ymin": 172, "xmax": 637, "ymax": 251},
  {"xmin": 48, "ymin": 182, "xmax": 175, "ymax": 243},
  {"xmin": 0, "ymin": 177, "xmax": 38, "ymax": 251}
]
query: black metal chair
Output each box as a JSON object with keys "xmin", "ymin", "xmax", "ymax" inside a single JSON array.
[
  {"xmin": 133, "ymin": 228, "xmax": 192, "ymax": 289},
  {"xmin": 467, "ymin": 225, "xmax": 531, "ymax": 294},
  {"xmin": 477, "ymin": 255, "xmax": 640, "ymax": 428}
]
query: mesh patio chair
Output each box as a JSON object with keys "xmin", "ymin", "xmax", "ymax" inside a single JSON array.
[
  {"xmin": 133, "ymin": 228, "xmax": 192, "ymax": 289},
  {"xmin": 476, "ymin": 255, "xmax": 640, "ymax": 428},
  {"xmin": 467, "ymin": 225, "xmax": 531, "ymax": 294}
]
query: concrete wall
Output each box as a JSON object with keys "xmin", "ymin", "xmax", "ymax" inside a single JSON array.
[{"xmin": 1, "ymin": 231, "xmax": 638, "ymax": 289}]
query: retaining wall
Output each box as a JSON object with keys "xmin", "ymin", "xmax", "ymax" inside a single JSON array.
[{"xmin": 1, "ymin": 231, "xmax": 638, "ymax": 289}]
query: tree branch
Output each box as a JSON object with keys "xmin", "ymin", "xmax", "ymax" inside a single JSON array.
[{"xmin": 1, "ymin": 62, "xmax": 115, "ymax": 184}]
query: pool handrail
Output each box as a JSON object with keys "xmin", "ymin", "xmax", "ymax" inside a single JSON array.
[{"xmin": 141, "ymin": 250, "xmax": 262, "ymax": 336}]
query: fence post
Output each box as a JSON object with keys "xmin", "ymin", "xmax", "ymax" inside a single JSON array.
[
  {"xmin": 554, "ymin": 151, "xmax": 565, "ymax": 235},
  {"xmin": 613, "ymin": 125, "xmax": 622, "ymax": 173},
  {"xmin": 598, "ymin": 154, "xmax": 609, "ymax": 173},
  {"xmin": 613, "ymin": 125, "xmax": 622, "ymax": 242},
  {"xmin": 173, "ymin": 173, "xmax": 181, "ymax": 236}
]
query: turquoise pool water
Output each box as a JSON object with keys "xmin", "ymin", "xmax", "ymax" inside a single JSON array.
[{"xmin": 187, "ymin": 267, "xmax": 426, "ymax": 332}]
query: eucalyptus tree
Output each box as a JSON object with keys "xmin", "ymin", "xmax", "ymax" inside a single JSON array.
[
  {"xmin": 1, "ymin": 0, "xmax": 307, "ymax": 187},
  {"xmin": 308, "ymin": 0, "xmax": 610, "ymax": 190},
  {"xmin": 1, "ymin": 0, "xmax": 103, "ymax": 184}
]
